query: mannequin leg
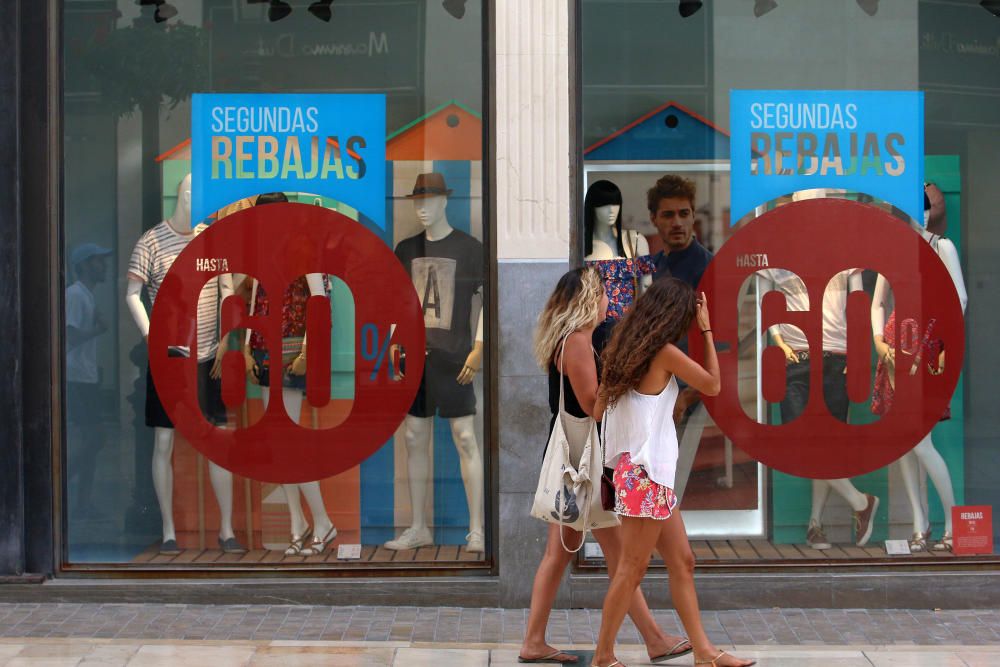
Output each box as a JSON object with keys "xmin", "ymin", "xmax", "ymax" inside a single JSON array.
[
  {"xmin": 918, "ymin": 458, "xmax": 931, "ymax": 530},
  {"xmin": 449, "ymin": 415, "xmax": 484, "ymax": 537},
  {"xmin": 262, "ymin": 387, "xmax": 310, "ymax": 537},
  {"xmin": 403, "ymin": 415, "xmax": 434, "ymax": 531},
  {"xmin": 151, "ymin": 427, "xmax": 176, "ymax": 543},
  {"xmin": 827, "ymin": 478, "xmax": 869, "ymax": 512},
  {"xmin": 809, "ymin": 480, "xmax": 832, "ymax": 524},
  {"xmin": 913, "ymin": 434, "xmax": 956, "ymax": 533},
  {"xmin": 898, "ymin": 451, "xmax": 927, "ymax": 535},
  {"xmin": 208, "ymin": 462, "xmax": 236, "ymax": 540}
]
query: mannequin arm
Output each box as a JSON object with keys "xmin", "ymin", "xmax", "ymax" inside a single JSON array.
[
  {"xmin": 457, "ymin": 304, "xmax": 485, "ymax": 385},
  {"xmin": 125, "ymin": 276, "xmax": 150, "ymax": 339},
  {"xmin": 871, "ymin": 273, "xmax": 894, "ymax": 361},
  {"xmin": 936, "ymin": 238, "xmax": 968, "ymax": 314},
  {"xmin": 210, "ymin": 274, "xmax": 237, "ymax": 378},
  {"xmin": 287, "ymin": 273, "xmax": 327, "ymax": 376}
]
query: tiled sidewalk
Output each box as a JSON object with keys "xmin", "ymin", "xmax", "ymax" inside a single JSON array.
[
  {"xmin": 0, "ymin": 641, "xmax": 998, "ymax": 666},
  {"xmin": 1, "ymin": 604, "xmax": 1000, "ymax": 647}
]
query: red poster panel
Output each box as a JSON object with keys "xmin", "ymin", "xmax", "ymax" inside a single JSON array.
[{"xmin": 952, "ymin": 506, "xmax": 993, "ymax": 556}]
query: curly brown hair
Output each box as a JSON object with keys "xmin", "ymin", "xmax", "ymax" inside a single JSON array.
[
  {"xmin": 646, "ymin": 174, "xmax": 697, "ymax": 214},
  {"xmin": 600, "ymin": 278, "xmax": 697, "ymax": 407}
]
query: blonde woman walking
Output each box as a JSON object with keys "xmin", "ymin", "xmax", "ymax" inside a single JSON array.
[{"xmin": 519, "ymin": 267, "xmax": 692, "ymax": 665}]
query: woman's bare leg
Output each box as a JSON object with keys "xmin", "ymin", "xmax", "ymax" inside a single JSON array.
[
  {"xmin": 592, "ymin": 526, "xmax": 689, "ymax": 659},
  {"xmin": 593, "ymin": 517, "xmax": 662, "ymax": 667},
  {"xmin": 519, "ymin": 523, "xmax": 582, "ymax": 663},
  {"xmin": 655, "ymin": 510, "xmax": 755, "ymax": 667}
]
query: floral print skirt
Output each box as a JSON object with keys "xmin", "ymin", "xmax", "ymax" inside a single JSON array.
[{"xmin": 613, "ymin": 452, "xmax": 678, "ymax": 520}]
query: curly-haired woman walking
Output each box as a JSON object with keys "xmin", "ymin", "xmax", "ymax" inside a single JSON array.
[
  {"xmin": 591, "ymin": 278, "xmax": 754, "ymax": 667},
  {"xmin": 519, "ymin": 267, "xmax": 692, "ymax": 665}
]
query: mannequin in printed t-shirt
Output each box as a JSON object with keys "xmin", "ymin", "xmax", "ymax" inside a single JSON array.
[
  {"xmin": 386, "ymin": 173, "xmax": 485, "ymax": 553},
  {"xmin": 125, "ymin": 174, "xmax": 245, "ymax": 556}
]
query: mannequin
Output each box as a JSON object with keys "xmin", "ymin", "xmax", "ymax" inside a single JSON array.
[
  {"xmin": 758, "ymin": 267, "xmax": 879, "ymax": 548},
  {"xmin": 388, "ymin": 173, "xmax": 485, "ymax": 553},
  {"xmin": 241, "ymin": 192, "xmax": 337, "ymax": 556},
  {"xmin": 125, "ymin": 174, "xmax": 244, "ymax": 555},
  {"xmin": 584, "ymin": 180, "xmax": 654, "ymax": 321},
  {"xmin": 871, "ymin": 188, "xmax": 967, "ymax": 552}
]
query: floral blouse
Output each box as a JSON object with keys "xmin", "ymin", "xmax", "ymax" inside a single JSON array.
[
  {"xmin": 249, "ymin": 275, "xmax": 328, "ymax": 351},
  {"xmin": 587, "ymin": 256, "xmax": 657, "ymax": 321}
]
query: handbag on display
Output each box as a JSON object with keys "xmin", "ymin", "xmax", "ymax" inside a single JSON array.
[{"xmin": 530, "ymin": 337, "xmax": 619, "ymax": 551}]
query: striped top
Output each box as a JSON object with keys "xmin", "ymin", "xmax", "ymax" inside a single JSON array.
[{"xmin": 128, "ymin": 221, "xmax": 219, "ymax": 361}]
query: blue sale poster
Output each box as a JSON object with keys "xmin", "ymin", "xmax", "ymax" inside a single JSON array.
[
  {"xmin": 191, "ymin": 93, "xmax": 386, "ymax": 228},
  {"xmin": 730, "ymin": 90, "xmax": 923, "ymax": 224}
]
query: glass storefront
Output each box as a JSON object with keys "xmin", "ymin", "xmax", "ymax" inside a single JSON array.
[
  {"xmin": 579, "ymin": 0, "xmax": 1000, "ymax": 565},
  {"xmin": 62, "ymin": 0, "xmax": 489, "ymax": 569}
]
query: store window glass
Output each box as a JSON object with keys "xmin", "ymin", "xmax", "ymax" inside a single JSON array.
[
  {"xmin": 62, "ymin": 0, "xmax": 489, "ymax": 569},
  {"xmin": 580, "ymin": 0, "xmax": 999, "ymax": 564}
]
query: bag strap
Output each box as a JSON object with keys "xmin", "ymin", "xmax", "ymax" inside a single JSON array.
[{"xmin": 556, "ymin": 333, "xmax": 593, "ymax": 553}]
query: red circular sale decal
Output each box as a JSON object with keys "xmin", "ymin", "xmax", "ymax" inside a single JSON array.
[
  {"xmin": 148, "ymin": 203, "xmax": 425, "ymax": 483},
  {"xmin": 691, "ymin": 198, "xmax": 964, "ymax": 479}
]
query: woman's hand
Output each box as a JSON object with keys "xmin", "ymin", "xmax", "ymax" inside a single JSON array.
[{"xmin": 696, "ymin": 292, "xmax": 711, "ymax": 332}]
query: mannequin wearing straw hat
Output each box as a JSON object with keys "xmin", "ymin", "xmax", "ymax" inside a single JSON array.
[{"xmin": 387, "ymin": 173, "xmax": 485, "ymax": 553}]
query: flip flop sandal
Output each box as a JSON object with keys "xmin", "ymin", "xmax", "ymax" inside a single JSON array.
[
  {"xmin": 518, "ymin": 649, "xmax": 579, "ymax": 663},
  {"xmin": 589, "ymin": 662, "xmax": 621, "ymax": 667},
  {"xmin": 695, "ymin": 650, "xmax": 756, "ymax": 666},
  {"xmin": 651, "ymin": 638, "xmax": 693, "ymax": 663}
]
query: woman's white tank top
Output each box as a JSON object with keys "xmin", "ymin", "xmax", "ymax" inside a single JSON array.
[{"xmin": 602, "ymin": 375, "xmax": 680, "ymax": 489}]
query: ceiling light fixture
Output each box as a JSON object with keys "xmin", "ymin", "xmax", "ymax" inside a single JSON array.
[
  {"xmin": 678, "ymin": 1, "xmax": 703, "ymax": 18},
  {"xmin": 443, "ymin": 0, "xmax": 467, "ymax": 20},
  {"xmin": 308, "ymin": 0, "xmax": 334, "ymax": 22},
  {"xmin": 857, "ymin": 0, "xmax": 879, "ymax": 17},
  {"xmin": 138, "ymin": 0, "xmax": 178, "ymax": 23},
  {"xmin": 247, "ymin": 0, "xmax": 293, "ymax": 22},
  {"xmin": 754, "ymin": 0, "xmax": 778, "ymax": 18}
]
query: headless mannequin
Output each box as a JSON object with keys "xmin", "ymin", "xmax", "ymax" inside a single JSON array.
[
  {"xmin": 125, "ymin": 174, "xmax": 238, "ymax": 548},
  {"xmin": 390, "ymin": 195, "xmax": 485, "ymax": 551},
  {"xmin": 761, "ymin": 270, "xmax": 873, "ymax": 545},
  {"xmin": 246, "ymin": 272, "xmax": 337, "ymax": 554},
  {"xmin": 872, "ymin": 217, "xmax": 967, "ymax": 549}
]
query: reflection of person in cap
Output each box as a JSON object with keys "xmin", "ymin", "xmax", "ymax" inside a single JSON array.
[
  {"xmin": 386, "ymin": 172, "xmax": 486, "ymax": 554},
  {"xmin": 66, "ymin": 243, "xmax": 112, "ymax": 518}
]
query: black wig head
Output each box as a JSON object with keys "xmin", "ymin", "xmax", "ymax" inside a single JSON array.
[{"xmin": 583, "ymin": 180, "xmax": 624, "ymax": 257}]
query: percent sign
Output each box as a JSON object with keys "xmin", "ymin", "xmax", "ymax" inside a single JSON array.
[{"xmin": 361, "ymin": 323, "xmax": 401, "ymax": 381}]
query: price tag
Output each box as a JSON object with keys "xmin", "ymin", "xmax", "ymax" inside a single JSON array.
[
  {"xmin": 337, "ymin": 544, "xmax": 363, "ymax": 560},
  {"xmin": 884, "ymin": 540, "xmax": 911, "ymax": 556}
]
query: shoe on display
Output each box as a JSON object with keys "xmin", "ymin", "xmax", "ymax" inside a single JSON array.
[
  {"xmin": 218, "ymin": 536, "xmax": 248, "ymax": 554},
  {"xmin": 465, "ymin": 530, "xmax": 484, "ymax": 553},
  {"xmin": 853, "ymin": 493, "xmax": 880, "ymax": 547},
  {"xmin": 159, "ymin": 539, "xmax": 181, "ymax": 556},
  {"xmin": 805, "ymin": 520, "xmax": 832, "ymax": 550},
  {"xmin": 385, "ymin": 526, "xmax": 433, "ymax": 551}
]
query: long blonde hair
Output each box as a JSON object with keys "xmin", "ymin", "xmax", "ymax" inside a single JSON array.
[{"xmin": 533, "ymin": 266, "xmax": 605, "ymax": 369}]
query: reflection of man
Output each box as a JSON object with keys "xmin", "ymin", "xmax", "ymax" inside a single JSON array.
[
  {"xmin": 758, "ymin": 267, "xmax": 879, "ymax": 548},
  {"xmin": 66, "ymin": 243, "xmax": 112, "ymax": 516},
  {"xmin": 649, "ymin": 175, "xmax": 713, "ymax": 421}
]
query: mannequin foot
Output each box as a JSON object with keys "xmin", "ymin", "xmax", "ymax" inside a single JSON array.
[
  {"xmin": 932, "ymin": 532, "xmax": 953, "ymax": 552},
  {"xmin": 908, "ymin": 532, "xmax": 928, "ymax": 553},
  {"xmin": 159, "ymin": 539, "xmax": 181, "ymax": 555},
  {"xmin": 806, "ymin": 520, "xmax": 831, "ymax": 550},
  {"xmin": 853, "ymin": 493, "xmax": 879, "ymax": 546},
  {"xmin": 385, "ymin": 526, "xmax": 432, "ymax": 551},
  {"xmin": 301, "ymin": 525, "xmax": 337, "ymax": 557},
  {"xmin": 284, "ymin": 526, "xmax": 313, "ymax": 556},
  {"xmin": 465, "ymin": 530, "xmax": 484, "ymax": 553},
  {"xmin": 218, "ymin": 536, "xmax": 248, "ymax": 554}
]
